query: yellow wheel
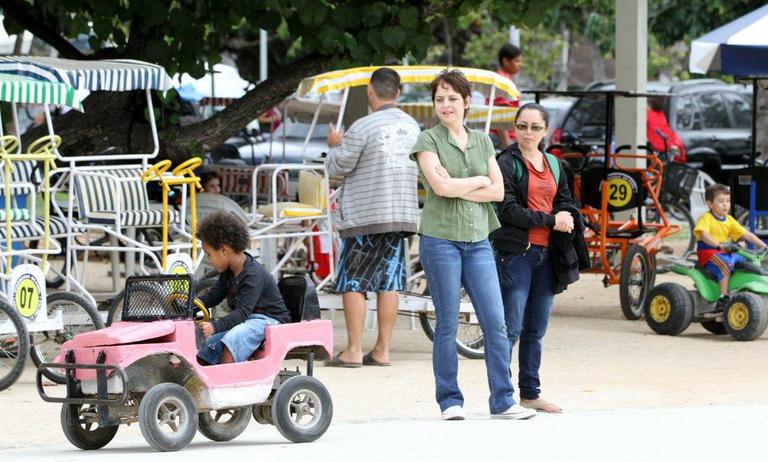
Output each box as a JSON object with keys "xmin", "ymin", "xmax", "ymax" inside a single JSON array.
[
  {"xmin": 727, "ymin": 303, "xmax": 749, "ymax": 331},
  {"xmin": 723, "ymin": 293, "xmax": 768, "ymax": 341},
  {"xmin": 193, "ymin": 299, "xmax": 210, "ymax": 322},
  {"xmin": 649, "ymin": 295, "xmax": 671, "ymax": 323},
  {"xmin": 643, "ymin": 282, "xmax": 693, "ymax": 335},
  {"xmin": 141, "ymin": 159, "xmax": 172, "ymax": 182}
]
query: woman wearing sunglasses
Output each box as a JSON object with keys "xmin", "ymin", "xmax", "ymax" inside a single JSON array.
[
  {"xmin": 410, "ymin": 69, "xmax": 536, "ymax": 421},
  {"xmin": 492, "ymin": 103, "xmax": 576, "ymax": 414}
]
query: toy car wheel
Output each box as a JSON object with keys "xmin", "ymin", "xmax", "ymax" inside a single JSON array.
[
  {"xmin": 61, "ymin": 403, "xmax": 119, "ymax": 450},
  {"xmin": 252, "ymin": 404, "xmax": 273, "ymax": 425},
  {"xmin": 620, "ymin": 245, "xmax": 653, "ymax": 320},
  {"xmin": 31, "ymin": 292, "xmax": 104, "ymax": 384},
  {"xmin": 198, "ymin": 406, "xmax": 252, "ymax": 441},
  {"xmin": 644, "ymin": 283, "xmax": 694, "ymax": 335},
  {"xmin": 0, "ymin": 300, "xmax": 29, "ymax": 391},
  {"xmin": 139, "ymin": 383, "xmax": 198, "ymax": 451},
  {"xmin": 723, "ymin": 293, "xmax": 768, "ymax": 341},
  {"xmin": 271, "ymin": 376, "xmax": 333, "ymax": 443},
  {"xmin": 701, "ymin": 320, "xmax": 727, "ymax": 335}
]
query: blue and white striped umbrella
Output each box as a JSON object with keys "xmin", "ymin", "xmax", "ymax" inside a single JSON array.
[
  {"xmin": 0, "ymin": 56, "xmax": 172, "ymax": 92},
  {"xmin": 689, "ymin": 4, "xmax": 768, "ymax": 76}
]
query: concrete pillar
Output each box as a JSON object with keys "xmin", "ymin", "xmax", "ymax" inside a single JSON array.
[{"xmin": 615, "ymin": 0, "xmax": 647, "ymax": 168}]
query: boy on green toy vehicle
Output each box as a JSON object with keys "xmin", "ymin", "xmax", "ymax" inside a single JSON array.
[{"xmin": 646, "ymin": 243, "xmax": 768, "ymax": 341}]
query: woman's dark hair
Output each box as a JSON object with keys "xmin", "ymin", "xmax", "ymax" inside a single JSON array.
[
  {"xmin": 430, "ymin": 69, "xmax": 472, "ymax": 119},
  {"xmin": 514, "ymin": 102, "xmax": 551, "ymax": 128},
  {"xmin": 198, "ymin": 211, "xmax": 249, "ymax": 252},
  {"xmin": 498, "ymin": 43, "xmax": 522, "ymax": 66},
  {"xmin": 200, "ymin": 170, "xmax": 220, "ymax": 187}
]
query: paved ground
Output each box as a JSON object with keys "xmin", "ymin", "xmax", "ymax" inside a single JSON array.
[{"xmin": 2, "ymin": 270, "xmax": 768, "ymax": 460}]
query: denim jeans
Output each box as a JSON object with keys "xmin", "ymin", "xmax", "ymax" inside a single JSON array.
[
  {"xmin": 496, "ymin": 245, "xmax": 555, "ymax": 400},
  {"xmin": 197, "ymin": 313, "xmax": 281, "ymax": 364},
  {"xmin": 419, "ymin": 235, "xmax": 515, "ymax": 414}
]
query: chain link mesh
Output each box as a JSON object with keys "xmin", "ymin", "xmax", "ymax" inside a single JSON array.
[{"xmin": 121, "ymin": 274, "xmax": 197, "ymax": 321}]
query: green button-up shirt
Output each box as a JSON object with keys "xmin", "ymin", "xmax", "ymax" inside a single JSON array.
[{"xmin": 410, "ymin": 123, "xmax": 500, "ymax": 243}]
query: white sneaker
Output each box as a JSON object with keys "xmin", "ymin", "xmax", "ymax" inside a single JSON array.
[
  {"xmin": 441, "ymin": 405, "xmax": 466, "ymax": 421},
  {"xmin": 491, "ymin": 404, "xmax": 537, "ymax": 420}
]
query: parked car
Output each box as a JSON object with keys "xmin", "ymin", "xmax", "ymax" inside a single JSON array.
[
  {"xmin": 551, "ymin": 79, "xmax": 753, "ymax": 183},
  {"xmin": 206, "ymin": 119, "xmax": 329, "ymax": 166}
]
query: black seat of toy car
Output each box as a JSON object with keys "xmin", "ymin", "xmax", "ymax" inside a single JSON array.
[{"xmin": 278, "ymin": 275, "xmax": 321, "ymax": 323}]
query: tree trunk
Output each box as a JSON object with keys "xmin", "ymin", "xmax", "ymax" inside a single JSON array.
[
  {"xmin": 556, "ymin": 24, "xmax": 570, "ymax": 91},
  {"xmin": 20, "ymin": 53, "xmax": 332, "ymax": 163},
  {"xmin": 591, "ymin": 43, "xmax": 605, "ymax": 82}
]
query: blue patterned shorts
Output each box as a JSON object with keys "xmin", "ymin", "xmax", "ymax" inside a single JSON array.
[{"xmin": 335, "ymin": 232, "xmax": 408, "ymax": 293}]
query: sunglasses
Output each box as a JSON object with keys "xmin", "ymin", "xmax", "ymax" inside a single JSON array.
[{"xmin": 514, "ymin": 123, "xmax": 546, "ymax": 132}]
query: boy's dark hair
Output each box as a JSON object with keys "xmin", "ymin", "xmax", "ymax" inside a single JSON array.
[
  {"xmin": 198, "ymin": 211, "xmax": 249, "ymax": 252},
  {"xmin": 705, "ymin": 183, "xmax": 731, "ymax": 203},
  {"xmin": 370, "ymin": 67, "xmax": 401, "ymax": 100},
  {"xmin": 498, "ymin": 43, "xmax": 522, "ymax": 67},
  {"xmin": 200, "ymin": 170, "xmax": 220, "ymax": 187}
]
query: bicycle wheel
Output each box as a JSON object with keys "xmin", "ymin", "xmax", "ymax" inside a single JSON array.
[
  {"xmin": 413, "ymin": 284, "xmax": 485, "ymax": 360},
  {"xmin": 0, "ymin": 300, "xmax": 29, "ymax": 391},
  {"xmin": 30, "ymin": 292, "xmax": 104, "ymax": 384}
]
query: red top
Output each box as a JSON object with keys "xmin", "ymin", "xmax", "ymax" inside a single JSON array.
[
  {"xmin": 525, "ymin": 156, "xmax": 556, "ymax": 247},
  {"xmin": 646, "ymin": 108, "xmax": 686, "ymax": 162},
  {"xmin": 489, "ymin": 69, "xmax": 519, "ymax": 141}
]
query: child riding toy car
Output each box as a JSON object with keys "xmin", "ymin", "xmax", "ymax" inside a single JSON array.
[
  {"xmin": 37, "ymin": 273, "xmax": 333, "ymax": 451},
  {"xmin": 645, "ymin": 244, "xmax": 768, "ymax": 341}
]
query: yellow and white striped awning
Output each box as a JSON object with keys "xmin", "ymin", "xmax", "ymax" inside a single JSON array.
[
  {"xmin": 297, "ymin": 66, "xmax": 519, "ymax": 100},
  {"xmin": 397, "ymin": 102, "xmax": 518, "ymax": 126}
]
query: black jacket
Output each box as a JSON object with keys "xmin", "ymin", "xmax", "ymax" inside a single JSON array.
[
  {"xmin": 491, "ymin": 143, "xmax": 573, "ymax": 255},
  {"xmin": 550, "ymin": 202, "xmax": 590, "ymax": 294}
]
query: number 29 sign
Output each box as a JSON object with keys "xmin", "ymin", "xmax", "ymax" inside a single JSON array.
[{"xmin": 10, "ymin": 264, "xmax": 46, "ymax": 319}]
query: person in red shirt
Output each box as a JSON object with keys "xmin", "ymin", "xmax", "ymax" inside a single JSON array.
[
  {"xmin": 647, "ymin": 96, "xmax": 686, "ymax": 162},
  {"xmin": 492, "ymin": 44, "xmax": 523, "ymax": 148}
]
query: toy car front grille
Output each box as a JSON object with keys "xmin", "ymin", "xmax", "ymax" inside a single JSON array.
[{"xmin": 121, "ymin": 274, "xmax": 197, "ymax": 321}]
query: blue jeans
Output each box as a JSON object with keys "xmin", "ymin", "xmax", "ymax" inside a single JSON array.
[
  {"xmin": 420, "ymin": 235, "xmax": 515, "ymax": 414},
  {"xmin": 496, "ymin": 245, "xmax": 555, "ymax": 400},
  {"xmin": 197, "ymin": 313, "xmax": 281, "ymax": 364}
]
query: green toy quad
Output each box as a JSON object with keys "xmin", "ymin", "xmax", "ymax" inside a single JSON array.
[{"xmin": 645, "ymin": 244, "xmax": 768, "ymax": 341}]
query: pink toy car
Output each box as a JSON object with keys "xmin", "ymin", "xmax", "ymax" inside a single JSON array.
[{"xmin": 37, "ymin": 274, "xmax": 334, "ymax": 452}]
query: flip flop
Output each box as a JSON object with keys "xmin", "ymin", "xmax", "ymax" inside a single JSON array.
[
  {"xmin": 520, "ymin": 398, "xmax": 562, "ymax": 413},
  {"xmin": 362, "ymin": 351, "xmax": 391, "ymax": 367},
  {"xmin": 324, "ymin": 352, "xmax": 362, "ymax": 368}
]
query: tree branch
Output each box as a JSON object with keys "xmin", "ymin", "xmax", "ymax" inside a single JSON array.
[
  {"xmin": 0, "ymin": 0, "xmax": 87, "ymax": 59},
  {"xmin": 164, "ymin": 53, "xmax": 333, "ymax": 160}
]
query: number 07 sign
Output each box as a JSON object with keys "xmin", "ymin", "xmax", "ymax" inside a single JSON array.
[{"xmin": 10, "ymin": 264, "xmax": 46, "ymax": 319}]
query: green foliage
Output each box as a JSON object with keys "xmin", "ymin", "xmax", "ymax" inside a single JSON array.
[
  {"xmin": 461, "ymin": 13, "xmax": 564, "ymax": 88},
  {"xmin": 650, "ymin": 0, "xmax": 767, "ymax": 46},
  {"xmin": 1, "ymin": 0, "xmax": 458, "ymax": 77}
]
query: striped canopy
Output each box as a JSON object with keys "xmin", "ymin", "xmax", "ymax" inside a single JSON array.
[
  {"xmin": 297, "ymin": 66, "xmax": 519, "ymax": 100},
  {"xmin": 398, "ymin": 102, "xmax": 517, "ymax": 126},
  {"xmin": 689, "ymin": 4, "xmax": 768, "ymax": 76},
  {"xmin": 0, "ymin": 56, "xmax": 172, "ymax": 92},
  {"xmin": 0, "ymin": 74, "xmax": 84, "ymax": 110}
]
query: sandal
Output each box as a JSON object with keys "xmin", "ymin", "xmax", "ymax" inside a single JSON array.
[
  {"xmin": 324, "ymin": 352, "xmax": 362, "ymax": 368},
  {"xmin": 520, "ymin": 398, "xmax": 562, "ymax": 413},
  {"xmin": 362, "ymin": 351, "xmax": 391, "ymax": 367}
]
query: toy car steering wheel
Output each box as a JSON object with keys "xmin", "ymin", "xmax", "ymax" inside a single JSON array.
[
  {"xmin": 0, "ymin": 135, "xmax": 20, "ymax": 154},
  {"xmin": 26, "ymin": 135, "xmax": 62, "ymax": 154},
  {"xmin": 172, "ymin": 158, "xmax": 203, "ymax": 190},
  {"xmin": 193, "ymin": 298, "xmax": 210, "ymax": 322},
  {"xmin": 141, "ymin": 159, "xmax": 172, "ymax": 182},
  {"xmin": 172, "ymin": 158, "xmax": 202, "ymax": 177}
]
